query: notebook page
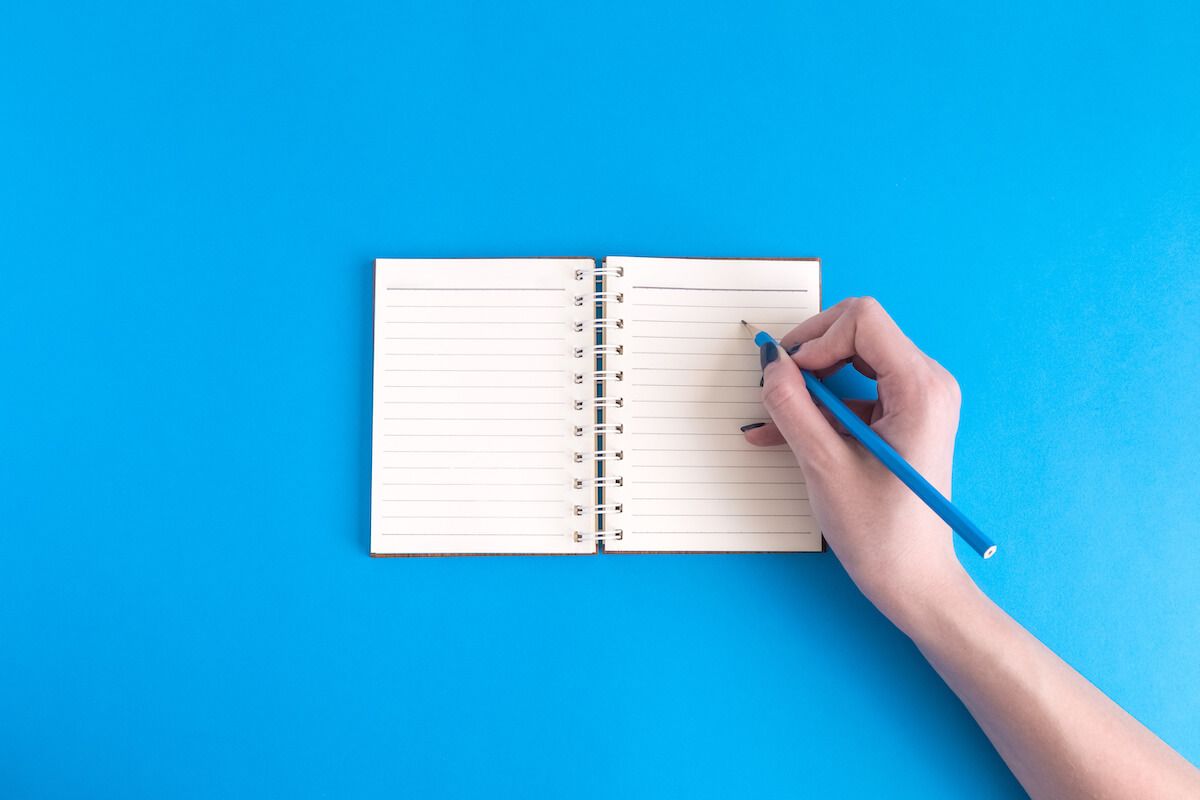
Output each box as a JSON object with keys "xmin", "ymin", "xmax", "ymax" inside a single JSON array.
[
  {"xmin": 371, "ymin": 258, "xmax": 595, "ymax": 555},
  {"xmin": 604, "ymin": 257, "xmax": 822, "ymax": 553}
]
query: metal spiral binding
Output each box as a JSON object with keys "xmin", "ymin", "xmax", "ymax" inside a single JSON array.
[
  {"xmin": 573, "ymin": 397, "xmax": 623, "ymax": 410},
  {"xmin": 573, "ymin": 319, "xmax": 623, "ymax": 332},
  {"xmin": 574, "ymin": 424, "xmax": 623, "ymax": 436},
  {"xmin": 574, "ymin": 503, "xmax": 623, "ymax": 515},
  {"xmin": 573, "ymin": 449, "xmax": 623, "ymax": 463},
  {"xmin": 575, "ymin": 265, "xmax": 623, "ymax": 280},
  {"xmin": 573, "ymin": 345, "xmax": 622, "ymax": 358},
  {"xmin": 574, "ymin": 292, "xmax": 623, "ymax": 305},
  {"xmin": 571, "ymin": 268, "xmax": 625, "ymax": 545},
  {"xmin": 573, "ymin": 476, "xmax": 623, "ymax": 489},
  {"xmin": 573, "ymin": 529, "xmax": 624, "ymax": 543}
]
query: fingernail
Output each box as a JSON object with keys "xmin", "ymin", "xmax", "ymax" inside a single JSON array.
[
  {"xmin": 759, "ymin": 340, "xmax": 779, "ymax": 371},
  {"xmin": 786, "ymin": 343, "xmax": 802, "ymax": 356},
  {"xmin": 739, "ymin": 422, "xmax": 766, "ymax": 432}
]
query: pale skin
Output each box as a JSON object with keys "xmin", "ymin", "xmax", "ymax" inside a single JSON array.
[{"xmin": 744, "ymin": 297, "xmax": 1200, "ymax": 800}]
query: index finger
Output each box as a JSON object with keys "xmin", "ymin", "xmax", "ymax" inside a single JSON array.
[
  {"xmin": 778, "ymin": 299, "xmax": 851, "ymax": 351},
  {"xmin": 783, "ymin": 297, "xmax": 924, "ymax": 378}
]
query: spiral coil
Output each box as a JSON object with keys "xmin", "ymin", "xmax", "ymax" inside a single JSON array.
[
  {"xmin": 573, "ymin": 397, "xmax": 623, "ymax": 410},
  {"xmin": 571, "ymin": 266, "xmax": 625, "ymax": 545},
  {"xmin": 575, "ymin": 265, "xmax": 624, "ymax": 280},
  {"xmin": 574, "ymin": 423, "xmax": 623, "ymax": 436},
  {"xmin": 573, "ymin": 476, "xmax": 623, "ymax": 489},
  {"xmin": 573, "ymin": 319, "xmax": 623, "ymax": 332},
  {"xmin": 573, "ymin": 529, "xmax": 623, "ymax": 543},
  {"xmin": 573, "ymin": 449, "xmax": 623, "ymax": 463}
]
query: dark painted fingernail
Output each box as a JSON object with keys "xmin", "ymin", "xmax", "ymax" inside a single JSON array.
[
  {"xmin": 786, "ymin": 343, "xmax": 802, "ymax": 355},
  {"xmin": 759, "ymin": 340, "xmax": 779, "ymax": 370},
  {"xmin": 740, "ymin": 422, "xmax": 766, "ymax": 432}
]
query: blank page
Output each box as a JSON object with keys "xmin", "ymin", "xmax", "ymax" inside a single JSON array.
[
  {"xmin": 603, "ymin": 257, "xmax": 822, "ymax": 553},
  {"xmin": 371, "ymin": 258, "xmax": 595, "ymax": 555}
]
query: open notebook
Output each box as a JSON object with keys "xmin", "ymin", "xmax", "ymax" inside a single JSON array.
[{"xmin": 371, "ymin": 256, "xmax": 822, "ymax": 556}]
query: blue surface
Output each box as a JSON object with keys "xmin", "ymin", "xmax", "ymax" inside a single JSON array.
[{"xmin": 2, "ymin": 2, "xmax": 1197, "ymax": 797}]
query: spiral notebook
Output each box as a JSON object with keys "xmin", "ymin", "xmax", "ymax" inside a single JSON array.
[{"xmin": 371, "ymin": 256, "xmax": 823, "ymax": 556}]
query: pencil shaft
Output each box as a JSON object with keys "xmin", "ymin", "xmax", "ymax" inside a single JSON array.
[{"xmin": 801, "ymin": 373, "xmax": 996, "ymax": 558}]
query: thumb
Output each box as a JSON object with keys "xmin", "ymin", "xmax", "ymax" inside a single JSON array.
[{"xmin": 760, "ymin": 340, "xmax": 845, "ymax": 470}]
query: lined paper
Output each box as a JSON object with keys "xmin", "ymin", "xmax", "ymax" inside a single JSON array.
[
  {"xmin": 604, "ymin": 257, "xmax": 822, "ymax": 553},
  {"xmin": 371, "ymin": 258, "xmax": 594, "ymax": 555}
]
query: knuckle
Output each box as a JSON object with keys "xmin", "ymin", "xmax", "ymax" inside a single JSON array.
[
  {"xmin": 941, "ymin": 370, "xmax": 962, "ymax": 406},
  {"xmin": 914, "ymin": 360, "xmax": 961, "ymax": 408},
  {"xmin": 761, "ymin": 378, "xmax": 800, "ymax": 412},
  {"xmin": 797, "ymin": 436, "xmax": 841, "ymax": 474},
  {"xmin": 850, "ymin": 295, "xmax": 882, "ymax": 316}
]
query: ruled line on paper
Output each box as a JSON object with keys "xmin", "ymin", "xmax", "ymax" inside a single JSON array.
[
  {"xmin": 632, "ymin": 416, "xmax": 760, "ymax": 420},
  {"xmin": 632, "ymin": 285, "xmax": 809, "ymax": 292},
  {"xmin": 381, "ymin": 481, "xmax": 564, "ymax": 486},
  {"xmin": 385, "ymin": 336, "xmax": 567, "ymax": 341},
  {"xmin": 638, "ymin": 480, "xmax": 800, "ymax": 485},
  {"xmin": 382, "ymin": 401, "xmax": 563, "ymax": 405},
  {"xmin": 635, "ymin": 351, "xmax": 758, "ymax": 356},
  {"xmin": 635, "ymin": 303, "xmax": 808, "ymax": 309},
  {"xmin": 637, "ymin": 383, "xmax": 755, "ymax": 388},
  {"xmin": 382, "ymin": 450, "xmax": 564, "ymax": 454},
  {"xmin": 633, "ymin": 513, "xmax": 813, "ymax": 518},
  {"xmin": 380, "ymin": 499, "xmax": 561, "ymax": 504},
  {"xmin": 383, "ymin": 433, "xmax": 563, "ymax": 438},
  {"xmin": 625, "ymin": 530, "xmax": 817, "ymax": 535},
  {"xmin": 379, "ymin": 462, "xmax": 561, "ymax": 470},
  {"xmin": 380, "ymin": 532, "xmax": 563, "ymax": 537},
  {"xmin": 385, "ymin": 287, "xmax": 565, "ymax": 291},
  {"xmin": 384, "ymin": 321, "xmax": 564, "ymax": 325},
  {"xmin": 633, "ymin": 448, "xmax": 785, "ymax": 452},
  {"xmin": 627, "ymin": 464, "xmax": 802, "ymax": 470},
  {"xmin": 631, "ymin": 335, "xmax": 746, "ymax": 341},
  {"xmin": 635, "ymin": 399, "xmax": 762, "ymax": 404},
  {"xmin": 386, "ymin": 304, "xmax": 563, "ymax": 309},
  {"xmin": 633, "ymin": 432, "xmax": 749, "ymax": 437},
  {"xmin": 381, "ymin": 515, "xmax": 563, "ymax": 520},
  {"xmin": 631, "ymin": 319, "xmax": 797, "ymax": 325},
  {"xmin": 383, "ymin": 418, "xmax": 566, "ymax": 422}
]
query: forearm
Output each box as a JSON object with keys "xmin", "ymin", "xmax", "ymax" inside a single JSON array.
[{"xmin": 894, "ymin": 575, "xmax": 1200, "ymax": 800}]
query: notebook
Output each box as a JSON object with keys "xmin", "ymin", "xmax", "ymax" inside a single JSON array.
[{"xmin": 371, "ymin": 256, "xmax": 822, "ymax": 556}]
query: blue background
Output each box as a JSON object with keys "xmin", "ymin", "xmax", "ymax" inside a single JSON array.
[{"xmin": 2, "ymin": 1, "xmax": 1197, "ymax": 797}]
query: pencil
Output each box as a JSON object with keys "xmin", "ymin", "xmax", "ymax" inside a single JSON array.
[{"xmin": 742, "ymin": 320, "xmax": 997, "ymax": 559}]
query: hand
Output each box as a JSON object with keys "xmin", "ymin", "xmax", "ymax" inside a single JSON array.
[{"xmin": 744, "ymin": 297, "xmax": 968, "ymax": 629}]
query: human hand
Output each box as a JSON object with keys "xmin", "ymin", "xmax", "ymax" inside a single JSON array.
[{"xmin": 743, "ymin": 297, "xmax": 969, "ymax": 629}]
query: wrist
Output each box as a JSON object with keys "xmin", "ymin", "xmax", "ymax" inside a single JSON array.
[{"xmin": 884, "ymin": 565, "xmax": 985, "ymax": 643}]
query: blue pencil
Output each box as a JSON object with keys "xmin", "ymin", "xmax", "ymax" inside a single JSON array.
[{"xmin": 743, "ymin": 322, "xmax": 997, "ymax": 559}]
